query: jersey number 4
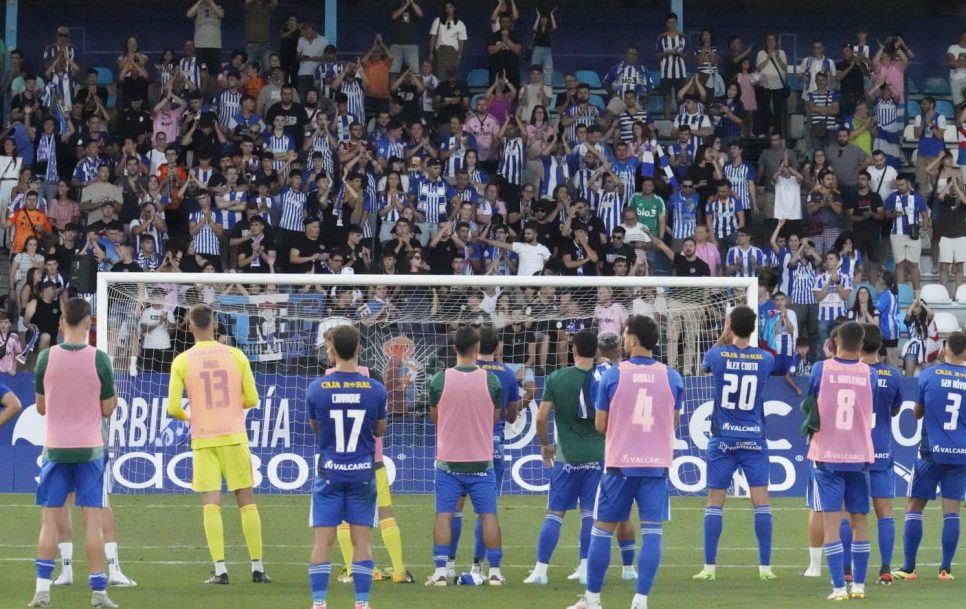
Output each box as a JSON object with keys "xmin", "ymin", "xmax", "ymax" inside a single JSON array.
[
  {"xmin": 722, "ymin": 373, "xmax": 757, "ymax": 411},
  {"xmin": 633, "ymin": 389, "xmax": 655, "ymax": 432},
  {"xmin": 330, "ymin": 409, "xmax": 366, "ymax": 453}
]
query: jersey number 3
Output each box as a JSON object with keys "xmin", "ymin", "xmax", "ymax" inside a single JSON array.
[{"xmin": 330, "ymin": 409, "xmax": 366, "ymax": 453}]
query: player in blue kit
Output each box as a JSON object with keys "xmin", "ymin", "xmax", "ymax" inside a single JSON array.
[
  {"xmin": 306, "ymin": 325, "xmax": 388, "ymax": 609},
  {"xmin": 894, "ymin": 330, "xmax": 966, "ymax": 582},
  {"xmin": 858, "ymin": 325, "xmax": 904, "ymax": 584},
  {"xmin": 448, "ymin": 327, "xmax": 521, "ymax": 579},
  {"xmin": 693, "ymin": 305, "xmax": 777, "ymax": 582}
]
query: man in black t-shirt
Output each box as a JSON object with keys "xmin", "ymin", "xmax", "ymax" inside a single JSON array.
[
  {"xmin": 559, "ymin": 225, "xmax": 599, "ymax": 276},
  {"xmin": 846, "ymin": 170, "xmax": 884, "ymax": 262},
  {"xmin": 434, "ymin": 76, "xmax": 469, "ymax": 129},
  {"xmin": 237, "ymin": 216, "xmax": 277, "ymax": 272},
  {"xmin": 601, "ymin": 226, "xmax": 636, "ymax": 275},
  {"xmin": 650, "ymin": 232, "xmax": 711, "ymax": 277},
  {"xmin": 486, "ymin": 15, "xmax": 522, "ymax": 87},
  {"xmin": 287, "ymin": 216, "xmax": 327, "ymax": 273}
]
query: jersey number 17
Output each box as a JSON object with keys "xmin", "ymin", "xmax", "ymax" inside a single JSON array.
[{"xmin": 330, "ymin": 409, "xmax": 366, "ymax": 453}]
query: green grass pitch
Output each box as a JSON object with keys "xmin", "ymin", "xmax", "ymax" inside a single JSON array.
[{"xmin": 0, "ymin": 494, "xmax": 961, "ymax": 609}]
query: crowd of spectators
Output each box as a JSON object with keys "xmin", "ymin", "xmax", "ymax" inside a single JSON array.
[{"xmin": 0, "ymin": 0, "xmax": 964, "ymax": 380}]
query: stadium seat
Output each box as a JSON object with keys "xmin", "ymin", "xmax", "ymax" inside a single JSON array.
[
  {"xmin": 936, "ymin": 100, "xmax": 956, "ymax": 121},
  {"xmin": 920, "ymin": 255, "xmax": 933, "ymax": 276},
  {"xmin": 786, "ymin": 73, "xmax": 803, "ymax": 92},
  {"xmin": 94, "ymin": 67, "xmax": 114, "ymax": 86},
  {"xmin": 648, "ymin": 69, "xmax": 662, "ymax": 89},
  {"xmin": 898, "ymin": 283, "xmax": 915, "ymax": 307},
  {"xmin": 575, "ymin": 69, "xmax": 602, "ymax": 89},
  {"xmin": 956, "ymin": 284, "xmax": 966, "ymax": 304},
  {"xmin": 646, "ymin": 95, "xmax": 664, "ymax": 115},
  {"xmin": 789, "ymin": 114, "xmax": 806, "ymax": 139},
  {"xmin": 906, "ymin": 100, "xmax": 920, "ymax": 119},
  {"xmin": 901, "ymin": 124, "xmax": 917, "ymax": 145},
  {"xmin": 588, "ymin": 94, "xmax": 605, "ymax": 110},
  {"xmin": 933, "ymin": 311, "xmax": 961, "ymax": 336},
  {"xmin": 551, "ymin": 69, "xmax": 565, "ymax": 88},
  {"xmin": 547, "ymin": 95, "xmax": 557, "ymax": 114},
  {"xmin": 922, "ymin": 77, "xmax": 951, "ymax": 97},
  {"xmin": 467, "ymin": 69, "xmax": 489, "ymax": 88},
  {"xmin": 920, "ymin": 283, "xmax": 951, "ymax": 304},
  {"xmin": 906, "ymin": 77, "xmax": 919, "ymax": 96},
  {"xmin": 945, "ymin": 125, "xmax": 959, "ymax": 144}
]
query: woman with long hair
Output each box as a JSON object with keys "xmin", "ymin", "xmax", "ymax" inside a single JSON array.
[
  {"xmin": 831, "ymin": 232, "xmax": 863, "ymax": 283},
  {"xmin": 10, "ymin": 236, "xmax": 44, "ymax": 302},
  {"xmin": 0, "ymin": 138, "xmax": 23, "ymax": 223},
  {"xmin": 847, "ymin": 286, "xmax": 879, "ymax": 326},
  {"xmin": 876, "ymin": 270, "xmax": 901, "ymax": 365},
  {"xmin": 462, "ymin": 149, "xmax": 489, "ymax": 197},
  {"xmin": 428, "ymin": 1, "xmax": 467, "ymax": 79},
  {"xmin": 901, "ymin": 297, "xmax": 935, "ymax": 376},
  {"xmin": 377, "ymin": 170, "xmax": 410, "ymax": 244},
  {"xmin": 117, "ymin": 35, "xmax": 150, "ymax": 107},
  {"xmin": 754, "ymin": 33, "xmax": 788, "ymax": 137},
  {"xmin": 734, "ymin": 58, "xmax": 757, "ymax": 136},
  {"xmin": 694, "ymin": 29, "xmax": 719, "ymax": 87}
]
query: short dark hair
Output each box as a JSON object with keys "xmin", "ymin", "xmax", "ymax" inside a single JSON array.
[
  {"xmin": 572, "ymin": 329, "xmax": 598, "ymax": 359},
  {"xmin": 454, "ymin": 325, "xmax": 481, "ymax": 357},
  {"xmin": 946, "ymin": 331, "xmax": 966, "ymax": 357},
  {"xmin": 624, "ymin": 314, "xmax": 660, "ymax": 351},
  {"xmin": 861, "ymin": 323, "xmax": 882, "ymax": 354},
  {"xmin": 63, "ymin": 297, "xmax": 92, "ymax": 327},
  {"xmin": 836, "ymin": 321, "xmax": 865, "ymax": 352},
  {"xmin": 188, "ymin": 303, "xmax": 215, "ymax": 331},
  {"xmin": 478, "ymin": 326, "xmax": 501, "ymax": 356},
  {"xmin": 729, "ymin": 305, "xmax": 757, "ymax": 339},
  {"xmin": 796, "ymin": 337, "xmax": 810, "ymax": 348},
  {"xmin": 330, "ymin": 325, "xmax": 360, "ymax": 361}
]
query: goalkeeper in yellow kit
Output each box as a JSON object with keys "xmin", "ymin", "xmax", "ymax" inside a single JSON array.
[{"xmin": 167, "ymin": 304, "xmax": 271, "ymax": 585}]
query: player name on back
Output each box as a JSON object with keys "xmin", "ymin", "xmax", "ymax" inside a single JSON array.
[
  {"xmin": 830, "ymin": 374, "xmax": 868, "ymax": 386},
  {"xmin": 938, "ymin": 378, "xmax": 966, "ymax": 391}
]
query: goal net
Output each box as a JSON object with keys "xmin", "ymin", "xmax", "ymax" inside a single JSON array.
[{"xmin": 96, "ymin": 272, "xmax": 755, "ymax": 497}]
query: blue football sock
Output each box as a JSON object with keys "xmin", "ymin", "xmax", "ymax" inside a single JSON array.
[
  {"xmin": 536, "ymin": 513, "xmax": 563, "ymax": 564},
  {"xmin": 638, "ymin": 525, "xmax": 663, "ymax": 595},
  {"xmin": 89, "ymin": 572, "xmax": 107, "ymax": 592},
  {"xmin": 902, "ymin": 511, "xmax": 923, "ymax": 572},
  {"xmin": 433, "ymin": 544, "xmax": 448, "ymax": 569},
  {"xmin": 840, "ymin": 518, "xmax": 853, "ymax": 572},
  {"xmin": 473, "ymin": 517, "xmax": 485, "ymax": 563},
  {"xmin": 851, "ymin": 541, "xmax": 871, "ymax": 585},
  {"xmin": 878, "ymin": 516, "xmax": 895, "ymax": 569},
  {"xmin": 824, "ymin": 542, "xmax": 846, "ymax": 588},
  {"xmin": 941, "ymin": 513, "xmax": 960, "ymax": 572},
  {"xmin": 703, "ymin": 506, "xmax": 723, "ymax": 565},
  {"xmin": 619, "ymin": 537, "xmax": 636, "ymax": 567},
  {"xmin": 587, "ymin": 527, "xmax": 613, "ymax": 594},
  {"xmin": 35, "ymin": 559, "xmax": 54, "ymax": 580},
  {"xmin": 308, "ymin": 562, "xmax": 331, "ymax": 602},
  {"xmin": 579, "ymin": 511, "xmax": 593, "ymax": 560},
  {"xmin": 352, "ymin": 560, "xmax": 374, "ymax": 602},
  {"xmin": 486, "ymin": 547, "xmax": 503, "ymax": 568},
  {"xmin": 754, "ymin": 505, "xmax": 773, "ymax": 566},
  {"xmin": 448, "ymin": 512, "xmax": 463, "ymax": 560}
]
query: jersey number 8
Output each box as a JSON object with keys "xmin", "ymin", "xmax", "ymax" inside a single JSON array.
[{"xmin": 835, "ymin": 389, "xmax": 856, "ymax": 430}]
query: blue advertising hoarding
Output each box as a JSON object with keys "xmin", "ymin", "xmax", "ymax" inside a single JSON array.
[{"xmin": 0, "ymin": 372, "xmax": 925, "ymax": 497}]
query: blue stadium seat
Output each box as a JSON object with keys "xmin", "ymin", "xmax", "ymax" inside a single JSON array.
[
  {"xmin": 547, "ymin": 95, "xmax": 557, "ymax": 113},
  {"xmin": 906, "ymin": 100, "xmax": 921, "ymax": 118},
  {"xmin": 786, "ymin": 73, "xmax": 803, "ymax": 93},
  {"xmin": 94, "ymin": 67, "xmax": 114, "ymax": 86},
  {"xmin": 936, "ymin": 100, "xmax": 956, "ymax": 120},
  {"xmin": 646, "ymin": 95, "xmax": 664, "ymax": 115},
  {"xmin": 921, "ymin": 77, "xmax": 951, "ymax": 96},
  {"xmin": 588, "ymin": 94, "xmax": 605, "ymax": 110},
  {"xmin": 648, "ymin": 69, "xmax": 662, "ymax": 89},
  {"xmin": 551, "ymin": 69, "xmax": 564, "ymax": 88},
  {"xmin": 898, "ymin": 283, "xmax": 914, "ymax": 308},
  {"xmin": 905, "ymin": 77, "xmax": 919, "ymax": 96},
  {"xmin": 467, "ymin": 69, "xmax": 489, "ymax": 88},
  {"xmin": 470, "ymin": 93, "xmax": 484, "ymax": 109},
  {"xmin": 575, "ymin": 70, "xmax": 602, "ymax": 89}
]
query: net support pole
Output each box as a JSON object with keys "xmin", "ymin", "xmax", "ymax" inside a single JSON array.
[{"xmin": 95, "ymin": 272, "xmax": 110, "ymax": 351}]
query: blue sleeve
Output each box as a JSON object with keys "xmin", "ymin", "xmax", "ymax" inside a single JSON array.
[
  {"xmin": 0, "ymin": 382, "xmax": 11, "ymax": 397},
  {"xmin": 408, "ymin": 178, "xmax": 420, "ymax": 197},
  {"xmin": 499, "ymin": 368, "xmax": 518, "ymax": 407},
  {"xmin": 915, "ymin": 371, "xmax": 929, "ymax": 405},
  {"xmin": 916, "ymin": 193, "xmax": 927, "ymax": 214},
  {"xmin": 595, "ymin": 364, "xmax": 621, "ymax": 413},
  {"xmin": 445, "ymin": 183, "xmax": 457, "ymax": 199},
  {"xmin": 807, "ymin": 361, "xmax": 824, "ymax": 399},
  {"xmin": 702, "ymin": 348, "xmax": 716, "ymax": 373},
  {"xmin": 763, "ymin": 352, "xmax": 776, "ymax": 375},
  {"xmin": 306, "ymin": 381, "xmax": 321, "ymax": 423},
  {"xmin": 884, "ymin": 192, "xmax": 896, "ymax": 211},
  {"xmin": 602, "ymin": 65, "xmax": 618, "ymax": 86},
  {"xmin": 374, "ymin": 382, "xmax": 388, "ymax": 421},
  {"xmin": 668, "ymin": 369, "xmax": 685, "ymax": 410}
]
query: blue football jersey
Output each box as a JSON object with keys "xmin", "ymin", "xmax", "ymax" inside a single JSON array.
[
  {"xmin": 579, "ymin": 361, "xmax": 613, "ymax": 420},
  {"xmin": 870, "ymin": 362, "xmax": 904, "ymax": 469},
  {"xmin": 916, "ymin": 363, "xmax": 966, "ymax": 464},
  {"xmin": 478, "ymin": 359, "xmax": 521, "ymax": 445},
  {"xmin": 703, "ymin": 345, "xmax": 775, "ymax": 440},
  {"xmin": 307, "ymin": 371, "xmax": 388, "ymax": 482}
]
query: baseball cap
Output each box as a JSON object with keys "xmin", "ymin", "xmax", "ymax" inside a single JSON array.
[{"xmin": 39, "ymin": 279, "xmax": 57, "ymax": 291}]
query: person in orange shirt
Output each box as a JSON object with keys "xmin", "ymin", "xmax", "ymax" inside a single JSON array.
[
  {"xmin": 243, "ymin": 62, "xmax": 266, "ymax": 99},
  {"xmin": 10, "ymin": 191, "xmax": 52, "ymax": 254},
  {"xmin": 363, "ymin": 35, "xmax": 393, "ymax": 110},
  {"xmin": 167, "ymin": 304, "xmax": 270, "ymax": 585}
]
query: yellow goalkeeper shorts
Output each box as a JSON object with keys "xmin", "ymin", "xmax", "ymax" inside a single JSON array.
[
  {"xmin": 375, "ymin": 465, "xmax": 392, "ymax": 509},
  {"xmin": 192, "ymin": 443, "xmax": 254, "ymax": 492}
]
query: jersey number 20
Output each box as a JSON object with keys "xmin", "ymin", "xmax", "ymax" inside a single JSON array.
[
  {"xmin": 722, "ymin": 373, "xmax": 757, "ymax": 411},
  {"xmin": 330, "ymin": 409, "xmax": 366, "ymax": 453}
]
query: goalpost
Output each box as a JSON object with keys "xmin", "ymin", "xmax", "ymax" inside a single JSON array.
[{"xmin": 96, "ymin": 272, "xmax": 756, "ymax": 497}]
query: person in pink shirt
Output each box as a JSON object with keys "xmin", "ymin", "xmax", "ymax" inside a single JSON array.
[
  {"xmin": 483, "ymin": 72, "xmax": 517, "ymax": 124},
  {"xmin": 593, "ymin": 286, "xmax": 628, "ymax": 336},
  {"xmin": 464, "ymin": 96, "xmax": 502, "ymax": 165},
  {"xmin": 45, "ymin": 180, "xmax": 80, "ymax": 232},
  {"xmin": 693, "ymin": 224, "xmax": 721, "ymax": 275},
  {"xmin": 805, "ymin": 321, "xmax": 876, "ymax": 601},
  {"xmin": 0, "ymin": 313, "xmax": 23, "ymax": 375},
  {"xmin": 150, "ymin": 83, "xmax": 187, "ymax": 145},
  {"xmin": 872, "ymin": 37, "xmax": 913, "ymax": 102}
]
